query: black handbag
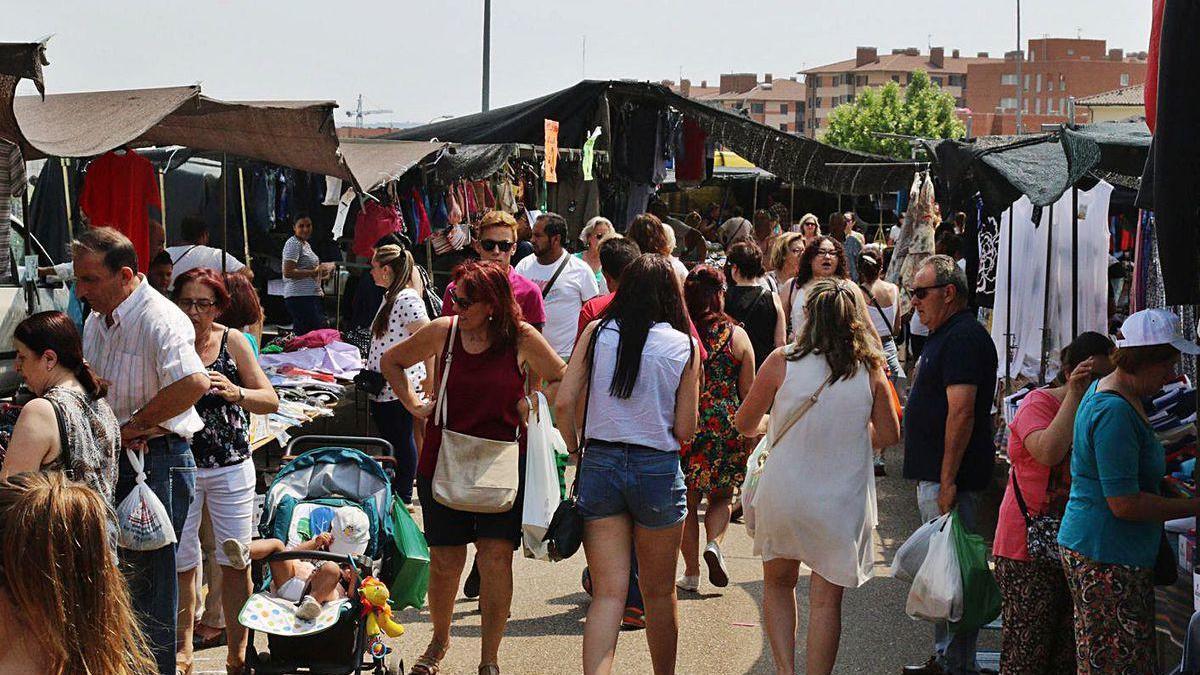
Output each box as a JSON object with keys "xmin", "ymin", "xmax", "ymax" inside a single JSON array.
[
  {"xmin": 1155, "ymin": 529, "xmax": 1178, "ymax": 586},
  {"xmin": 353, "ymin": 370, "xmax": 386, "ymax": 396},
  {"xmin": 543, "ymin": 327, "xmax": 598, "ymax": 562},
  {"xmin": 1010, "ymin": 470, "xmax": 1064, "ymax": 562}
]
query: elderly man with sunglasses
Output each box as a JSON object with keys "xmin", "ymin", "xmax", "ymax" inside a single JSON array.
[
  {"xmin": 441, "ymin": 210, "xmax": 545, "ymax": 331},
  {"xmin": 901, "ymin": 254, "xmax": 999, "ymax": 675}
]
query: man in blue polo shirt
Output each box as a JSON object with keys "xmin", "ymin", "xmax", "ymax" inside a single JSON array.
[{"xmin": 902, "ymin": 254, "xmax": 999, "ymax": 675}]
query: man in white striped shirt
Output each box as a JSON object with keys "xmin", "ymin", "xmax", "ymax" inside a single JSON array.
[{"xmin": 73, "ymin": 227, "xmax": 209, "ymax": 675}]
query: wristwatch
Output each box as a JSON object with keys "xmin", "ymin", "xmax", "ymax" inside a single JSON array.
[{"xmin": 236, "ymin": 387, "xmax": 245, "ymax": 403}]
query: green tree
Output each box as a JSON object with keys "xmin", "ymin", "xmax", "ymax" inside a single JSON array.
[{"xmin": 822, "ymin": 70, "xmax": 966, "ymax": 158}]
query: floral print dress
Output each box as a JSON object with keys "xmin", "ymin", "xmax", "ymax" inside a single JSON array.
[{"xmin": 681, "ymin": 321, "xmax": 748, "ymax": 492}]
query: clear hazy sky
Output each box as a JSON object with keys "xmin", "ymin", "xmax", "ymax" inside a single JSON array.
[{"xmin": 9, "ymin": 1, "xmax": 1152, "ymax": 126}]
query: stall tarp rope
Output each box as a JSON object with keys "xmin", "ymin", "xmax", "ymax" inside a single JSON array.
[{"xmin": 13, "ymin": 85, "xmax": 351, "ymax": 182}]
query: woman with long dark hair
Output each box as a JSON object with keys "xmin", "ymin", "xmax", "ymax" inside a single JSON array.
[
  {"xmin": 1, "ymin": 311, "xmax": 119, "ymax": 502},
  {"xmin": 381, "ymin": 261, "xmax": 565, "ymax": 675},
  {"xmin": 676, "ymin": 265, "xmax": 755, "ymax": 594},
  {"xmin": 367, "ymin": 244, "xmax": 432, "ymax": 505},
  {"xmin": 724, "ymin": 242, "xmax": 786, "ymax": 371},
  {"xmin": 735, "ymin": 279, "xmax": 900, "ymax": 675},
  {"xmin": 556, "ymin": 254, "xmax": 702, "ymax": 675},
  {"xmin": 780, "ymin": 235, "xmax": 848, "ymax": 338}
]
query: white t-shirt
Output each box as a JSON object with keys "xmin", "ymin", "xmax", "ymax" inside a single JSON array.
[
  {"xmin": 668, "ymin": 255, "xmax": 689, "ymax": 282},
  {"xmin": 515, "ymin": 250, "xmax": 599, "ymax": 358},
  {"xmin": 366, "ymin": 288, "xmax": 429, "ymax": 402},
  {"xmin": 167, "ymin": 244, "xmax": 245, "ymax": 285}
]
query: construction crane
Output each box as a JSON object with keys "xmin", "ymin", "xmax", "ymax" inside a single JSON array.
[{"xmin": 345, "ymin": 94, "xmax": 393, "ymax": 128}]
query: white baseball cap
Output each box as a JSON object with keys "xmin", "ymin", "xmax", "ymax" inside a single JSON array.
[
  {"xmin": 1115, "ymin": 309, "xmax": 1200, "ymax": 355},
  {"xmin": 328, "ymin": 507, "xmax": 371, "ymax": 556}
]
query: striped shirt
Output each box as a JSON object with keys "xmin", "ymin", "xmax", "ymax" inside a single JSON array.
[
  {"xmin": 82, "ymin": 276, "xmax": 206, "ymax": 438},
  {"xmin": 281, "ymin": 235, "xmax": 322, "ymax": 297}
]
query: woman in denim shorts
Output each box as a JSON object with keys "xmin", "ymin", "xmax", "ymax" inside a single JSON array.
[{"xmin": 556, "ymin": 254, "xmax": 702, "ymax": 675}]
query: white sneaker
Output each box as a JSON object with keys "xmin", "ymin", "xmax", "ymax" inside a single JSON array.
[
  {"xmin": 295, "ymin": 595, "xmax": 322, "ymax": 621},
  {"xmin": 675, "ymin": 575, "xmax": 699, "ymax": 592},
  {"xmin": 221, "ymin": 538, "xmax": 251, "ymax": 571},
  {"xmin": 704, "ymin": 541, "xmax": 729, "ymax": 588}
]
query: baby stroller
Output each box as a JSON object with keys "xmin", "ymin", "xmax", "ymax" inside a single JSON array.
[{"xmin": 242, "ymin": 436, "xmax": 407, "ymax": 675}]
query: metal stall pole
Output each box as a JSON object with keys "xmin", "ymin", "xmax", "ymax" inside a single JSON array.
[
  {"xmin": 1071, "ymin": 186, "xmax": 1079, "ymax": 338},
  {"xmin": 238, "ymin": 167, "xmax": 251, "ymax": 266},
  {"xmin": 60, "ymin": 158, "xmax": 74, "ymax": 242},
  {"xmin": 1039, "ymin": 206, "xmax": 1054, "ymax": 385},
  {"xmin": 221, "ymin": 154, "xmax": 228, "ymax": 275},
  {"xmin": 1004, "ymin": 207, "xmax": 1015, "ymax": 396}
]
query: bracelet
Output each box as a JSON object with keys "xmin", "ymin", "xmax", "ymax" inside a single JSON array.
[{"xmin": 236, "ymin": 387, "xmax": 245, "ymax": 403}]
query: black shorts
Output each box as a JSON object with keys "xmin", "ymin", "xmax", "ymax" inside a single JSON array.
[{"xmin": 415, "ymin": 460, "xmax": 525, "ymax": 548}]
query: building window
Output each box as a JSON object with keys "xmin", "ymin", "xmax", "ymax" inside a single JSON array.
[
  {"xmin": 999, "ymin": 97, "xmax": 1018, "ymax": 111},
  {"xmin": 780, "ymin": 123, "xmax": 789, "ymax": 132},
  {"xmin": 1024, "ymin": 74, "xmax": 1030, "ymax": 90},
  {"xmin": 846, "ymin": 94, "xmax": 855, "ymax": 103},
  {"xmin": 1035, "ymin": 98, "xmax": 1041, "ymax": 114},
  {"xmin": 1060, "ymin": 97, "xmax": 1066, "ymax": 113},
  {"xmin": 892, "ymin": 75, "xmax": 901, "ymax": 83},
  {"xmin": 812, "ymin": 76, "xmax": 821, "ymax": 88},
  {"xmin": 1036, "ymin": 73, "xmax": 1042, "ymax": 92},
  {"xmin": 948, "ymin": 74, "xmax": 964, "ymax": 87},
  {"xmin": 780, "ymin": 103, "xmax": 788, "ymax": 115},
  {"xmin": 1047, "ymin": 98, "xmax": 1055, "ymax": 114},
  {"xmin": 1023, "ymin": 98, "xmax": 1028, "ymax": 113},
  {"xmin": 1060, "ymin": 74, "xmax": 1066, "ymax": 91},
  {"xmin": 750, "ymin": 102, "xmax": 765, "ymax": 114},
  {"xmin": 931, "ymin": 76, "xmax": 943, "ymax": 87},
  {"xmin": 815, "ymin": 97, "xmax": 822, "ymax": 108},
  {"xmin": 856, "ymin": 75, "xmax": 867, "ymax": 87},
  {"xmin": 1121, "ymin": 73, "xmax": 1130, "ymax": 86},
  {"xmin": 1067, "ymin": 49, "xmax": 1075, "ymax": 56},
  {"xmin": 906, "ymin": 73, "xmax": 913, "ymax": 84},
  {"xmin": 1001, "ymin": 73, "xmax": 1018, "ymax": 85}
]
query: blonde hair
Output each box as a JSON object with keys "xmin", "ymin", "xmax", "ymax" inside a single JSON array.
[
  {"xmin": 0, "ymin": 472, "xmax": 155, "ymax": 674},
  {"xmin": 371, "ymin": 244, "xmax": 417, "ymax": 339},
  {"xmin": 579, "ymin": 217, "xmax": 615, "ymax": 245},
  {"xmin": 768, "ymin": 232, "xmax": 804, "ymax": 272},
  {"xmin": 788, "ymin": 278, "xmax": 885, "ymax": 381},
  {"xmin": 477, "ymin": 210, "xmax": 519, "ymax": 239}
]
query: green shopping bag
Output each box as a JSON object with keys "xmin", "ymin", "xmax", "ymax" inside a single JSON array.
[
  {"xmin": 388, "ymin": 499, "xmax": 430, "ymax": 611},
  {"xmin": 948, "ymin": 508, "xmax": 1001, "ymax": 634}
]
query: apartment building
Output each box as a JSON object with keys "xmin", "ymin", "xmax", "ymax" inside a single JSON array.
[
  {"xmin": 964, "ymin": 38, "xmax": 1147, "ymax": 135},
  {"xmin": 665, "ymin": 73, "xmax": 807, "ymax": 134},
  {"xmin": 800, "ymin": 47, "xmax": 1002, "ymax": 138}
]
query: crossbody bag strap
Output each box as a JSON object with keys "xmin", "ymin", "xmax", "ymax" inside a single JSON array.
[
  {"xmin": 861, "ymin": 285, "xmax": 894, "ymax": 339},
  {"xmin": 541, "ymin": 255, "xmax": 572, "ymax": 298},
  {"xmin": 1010, "ymin": 469, "xmax": 1034, "ymax": 524},
  {"xmin": 44, "ymin": 393, "xmax": 74, "ymax": 480},
  {"xmin": 434, "ymin": 317, "xmax": 458, "ymax": 427},
  {"xmin": 769, "ymin": 373, "xmax": 834, "ymax": 450}
]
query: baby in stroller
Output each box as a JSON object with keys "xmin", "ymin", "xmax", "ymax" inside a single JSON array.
[{"xmin": 223, "ymin": 531, "xmax": 362, "ymax": 620}]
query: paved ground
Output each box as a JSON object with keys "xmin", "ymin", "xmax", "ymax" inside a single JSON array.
[{"xmin": 195, "ymin": 446, "xmax": 1000, "ymax": 674}]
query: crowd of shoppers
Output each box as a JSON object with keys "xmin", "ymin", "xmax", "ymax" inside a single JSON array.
[{"xmin": 10, "ymin": 197, "xmax": 1200, "ymax": 675}]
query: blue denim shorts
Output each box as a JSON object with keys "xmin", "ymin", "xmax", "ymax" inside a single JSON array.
[{"xmin": 576, "ymin": 441, "xmax": 687, "ymax": 530}]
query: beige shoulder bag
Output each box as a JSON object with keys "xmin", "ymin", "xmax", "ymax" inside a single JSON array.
[{"xmin": 431, "ymin": 317, "xmax": 521, "ymax": 513}]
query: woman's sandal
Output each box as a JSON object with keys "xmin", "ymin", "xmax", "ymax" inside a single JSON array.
[
  {"xmin": 407, "ymin": 639, "xmax": 448, "ymax": 675},
  {"xmin": 479, "ymin": 665, "xmax": 501, "ymax": 675}
]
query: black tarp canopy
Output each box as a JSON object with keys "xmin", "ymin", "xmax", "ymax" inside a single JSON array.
[
  {"xmin": 388, "ymin": 80, "xmax": 917, "ymax": 196},
  {"xmin": 927, "ymin": 120, "xmax": 1150, "ymax": 215}
]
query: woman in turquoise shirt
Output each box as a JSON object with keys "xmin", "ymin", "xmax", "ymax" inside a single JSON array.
[{"xmin": 1058, "ymin": 309, "xmax": 1200, "ymax": 673}]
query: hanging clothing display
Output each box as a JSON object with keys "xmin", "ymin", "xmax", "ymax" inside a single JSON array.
[
  {"xmin": 0, "ymin": 143, "xmax": 25, "ymax": 279},
  {"xmin": 80, "ymin": 150, "xmax": 162, "ymax": 272},
  {"xmin": 29, "ymin": 157, "xmax": 82, "ymax": 264},
  {"xmin": 888, "ymin": 172, "xmax": 937, "ymax": 309},
  {"xmin": 675, "ymin": 117, "xmax": 707, "ymax": 185},
  {"xmin": 990, "ymin": 182, "xmax": 1113, "ymax": 382},
  {"xmin": 582, "ymin": 127, "xmax": 602, "ymax": 182},
  {"xmin": 352, "ymin": 200, "xmax": 405, "ymax": 259},
  {"xmin": 973, "ymin": 199, "xmax": 1000, "ymax": 309}
]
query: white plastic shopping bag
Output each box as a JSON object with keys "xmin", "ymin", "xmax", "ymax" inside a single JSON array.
[
  {"xmin": 521, "ymin": 392, "xmax": 559, "ymax": 560},
  {"xmin": 115, "ymin": 448, "xmax": 177, "ymax": 551},
  {"xmin": 905, "ymin": 513, "xmax": 962, "ymax": 622},
  {"xmin": 740, "ymin": 436, "xmax": 771, "ymax": 539},
  {"xmin": 892, "ymin": 513, "xmax": 950, "ymax": 583}
]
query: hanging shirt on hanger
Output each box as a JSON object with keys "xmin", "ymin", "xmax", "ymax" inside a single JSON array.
[
  {"xmin": 80, "ymin": 150, "xmax": 162, "ymax": 272},
  {"xmin": 0, "ymin": 142, "xmax": 27, "ymax": 279}
]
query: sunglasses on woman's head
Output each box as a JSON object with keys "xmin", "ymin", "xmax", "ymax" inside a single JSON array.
[
  {"xmin": 908, "ymin": 283, "xmax": 949, "ymax": 300},
  {"xmin": 479, "ymin": 239, "xmax": 514, "ymax": 253}
]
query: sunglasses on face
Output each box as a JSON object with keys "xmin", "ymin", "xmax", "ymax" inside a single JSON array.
[
  {"xmin": 452, "ymin": 294, "xmax": 475, "ymax": 310},
  {"xmin": 908, "ymin": 283, "xmax": 950, "ymax": 300},
  {"xmin": 480, "ymin": 239, "xmax": 515, "ymax": 253},
  {"xmin": 177, "ymin": 299, "xmax": 216, "ymax": 311}
]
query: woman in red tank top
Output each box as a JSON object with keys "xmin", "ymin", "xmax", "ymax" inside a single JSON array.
[{"xmin": 382, "ymin": 261, "xmax": 565, "ymax": 675}]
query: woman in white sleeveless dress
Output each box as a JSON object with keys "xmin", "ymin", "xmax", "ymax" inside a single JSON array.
[{"xmin": 736, "ymin": 278, "xmax": 900, "ymax": 675}]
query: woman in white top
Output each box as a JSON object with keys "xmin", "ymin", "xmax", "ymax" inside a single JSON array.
[
  {"xmin": 780, "ymin": 235, "xmax": 849, "ymax": 339},
  {"xmin": 367, "ymin": 244, "xmax": 432, "ymax": 506},
  {"xmin": 735, "ymin": 279, "xmax": 900, "ymax": 675},
  {"xmin": 281, "ymin": 215, "xmax": 334, "ymax": 335},
  {"xmin": 858, "ymin": 249, "xmax": 904, "ymax": 381},
  {"xmin": 556, "ymin": 254, "xmax": 702, "ymax": 675}
]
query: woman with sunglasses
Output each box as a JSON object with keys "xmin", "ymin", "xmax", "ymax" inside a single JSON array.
[
  {"xmin": 382, "ymin": 260, "xmax": 565, "ymax": 675},
  {"xmin": 577, "ymin": 217, "xmax": 616, "ymax": 294},
  {"xmin": 367, "ymin": 244, "xmax": 432, "ymax": 507},
  {"xmin": 171, "ymin": 268, "xmax": 278, "ymax": 675}
]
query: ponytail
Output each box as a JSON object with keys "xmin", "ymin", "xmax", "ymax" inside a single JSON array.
[
  {"xmin": 75, "ymin": 362, "xmax": 108, "ymax": 400},
  {"xmin": 371, "ymin": 246, "xmax": 416, "ymax": 339}
]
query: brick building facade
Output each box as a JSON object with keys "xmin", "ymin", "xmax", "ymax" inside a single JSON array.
[{"xmin": 665, "ymin": 74, "xmax": 807, "ymax": 134}]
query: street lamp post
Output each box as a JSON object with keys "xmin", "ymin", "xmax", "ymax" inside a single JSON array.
[
  {"xmin": 1015, "ymin": 0, "xmax": 1023, "ymax": 134},
  {"xmin": 482, "ymin": 0, "xmax": 491, "ymax": 112}
]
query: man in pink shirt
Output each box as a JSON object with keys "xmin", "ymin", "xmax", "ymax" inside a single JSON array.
[{"xmin": 442, "ymin": 211, "xmax": 545, "ymax": 330}]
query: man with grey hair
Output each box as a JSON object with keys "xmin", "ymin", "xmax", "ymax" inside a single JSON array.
[{"xmin": 901, "ymin": 255, "xmax": 998, "ymax": 675}]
